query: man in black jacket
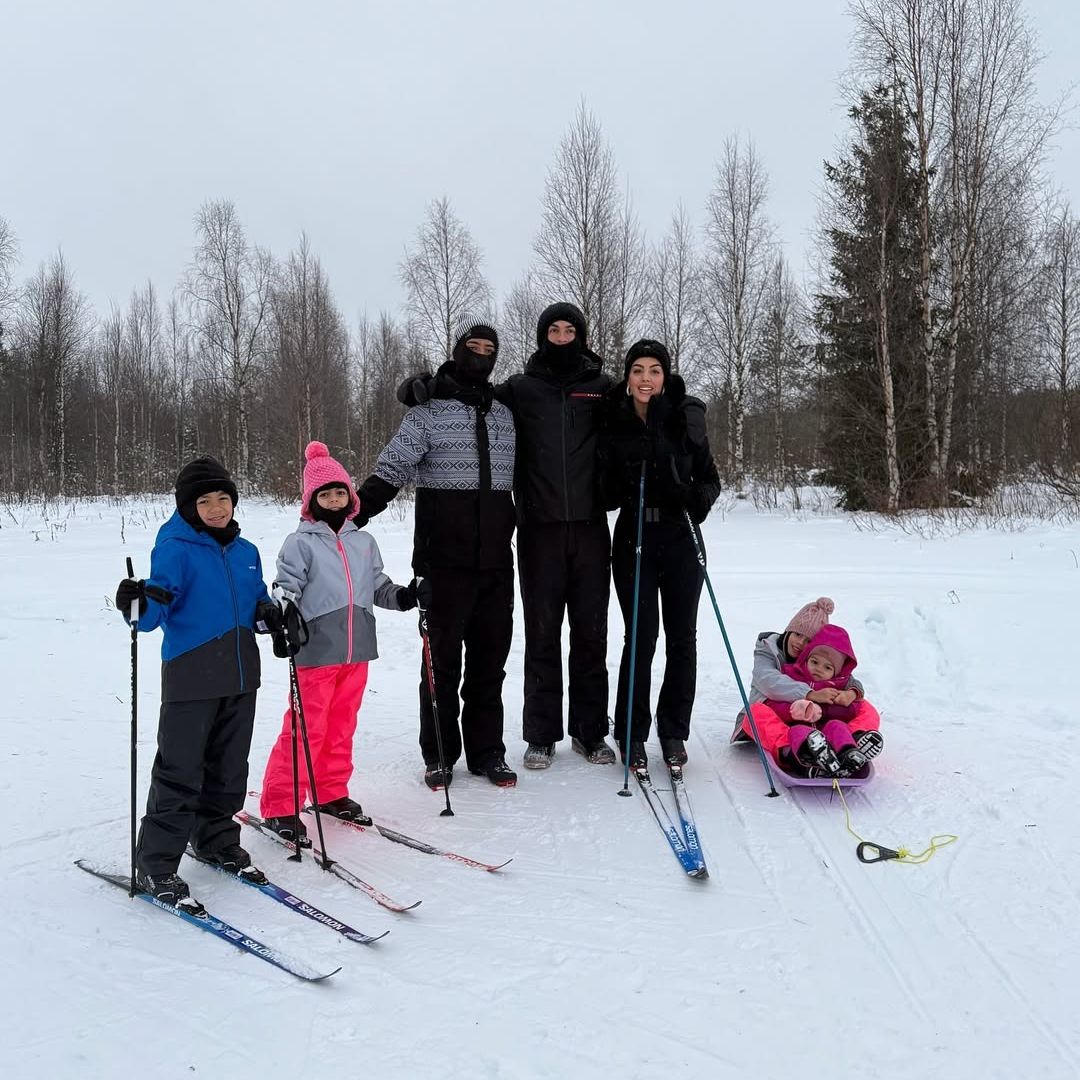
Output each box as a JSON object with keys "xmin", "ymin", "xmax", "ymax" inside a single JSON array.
[{"xmin": 499, "ymin": 303, "xmax": 616, "ymax": 770}]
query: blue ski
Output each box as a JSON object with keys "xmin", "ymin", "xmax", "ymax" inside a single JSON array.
[
  {"xmin": 667, "ymin": 765, "xmax": 708, "ymax": 877},
  {"xmin": 76, "ymin": 860, "xmax": 340, "ymax": 982},
  {"xmin": 184, "ymin": 847, "xmax": 388, "ymax": 945},
  {"xmin": 633, "ymin": 769, "xmax": 708, "ymax": 879}
]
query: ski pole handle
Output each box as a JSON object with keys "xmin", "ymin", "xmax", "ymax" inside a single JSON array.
[{"xmin": 125, "ymin": 556, "xmax": 139, "ymax": 626}]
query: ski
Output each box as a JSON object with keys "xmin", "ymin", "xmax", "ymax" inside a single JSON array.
[
  {"xmin": 632, "ymin": 769, "xmax": 708, "ymax": 879},
  {"xmin": 236, "ymin": 810, "xmax": 422, "ymax": 913},
  {"xmin": 666, "ymin": 765, "xmax": 709, "ymax": 878},
  {"xmin": 305, "ymin": 809, "xmax": 512, "ymax": 873},
  {"xmin": 184, "ymin": 847, "xmax": 388, "ymax": 944},
  {"xmin": 75, "ymin": 860, "xmax": 339, "ymax": 982}
]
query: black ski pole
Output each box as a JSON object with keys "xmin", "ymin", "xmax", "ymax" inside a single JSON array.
[
  {"xmin": 289, "ymin": 654, "xmax": 334, "ymax": 867},
  {"xmin": 681, "ymin": 508, "xmax": 778, "ymax": 797},
  {"xmin": 618, "ymin": 461, "xmax": 648, "ymax": 797},
  {"xmin": 287, "ymin": 669, "xmax": 303, "ymax": 864},
  {"xmin": 417, "ymin": 599, "xmax": 454, "ymax": 817},
  {"xmin": 125, "ymin": 557, "xmax": 139, "ymax": 897}
]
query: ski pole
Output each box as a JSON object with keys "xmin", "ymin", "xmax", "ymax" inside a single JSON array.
[
  {"xmin": 618, "ymin": 461, "xmax": 648, "ymax": 797},
  {"xmin": 125, "ymin": 557, "xmax": 139, "ymax": 898},
  {"xmin": 681, "ymin": 508, "xmax": 778, "ymax": 797},
  {"xmin": 289, "ymin": 654, "xmax": 334, "ymax": 868},
  {"xmin": 417, "ymin": 599, "xmax": 454, "ymax": 817},
  {"xmin": 288, "ymin": 666, "xmax": 302, "ymax": 864}
]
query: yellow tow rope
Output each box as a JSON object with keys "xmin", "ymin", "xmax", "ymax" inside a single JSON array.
[{"xmin": 832, "ymin": 779, "xmax": 958, "ymax": 865}]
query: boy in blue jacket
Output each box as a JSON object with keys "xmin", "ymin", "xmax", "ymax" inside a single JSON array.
[{"xmin": 115, "ymin": 457, "xmax": 278, "ymax": 914}]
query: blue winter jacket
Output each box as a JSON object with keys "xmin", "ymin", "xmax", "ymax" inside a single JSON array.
[{"xmin": 132, "ymin": 510, "xmax": 271, "ymax": 702}]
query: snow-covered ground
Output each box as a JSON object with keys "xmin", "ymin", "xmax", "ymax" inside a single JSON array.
[{"xmin": 4, "ymin": 496, "xmax": 1078, "ymax": 1080}]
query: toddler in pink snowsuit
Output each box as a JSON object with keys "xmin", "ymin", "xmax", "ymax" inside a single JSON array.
[
  {"xmin": 259, "ymin": 442, "xmax": 416, "ymax": 842},
  {"xmin": 736, "ymin": 597, "xmax": 883, "ymax": 775},
  {"xmin": 764, "ymin": 624, "xmax": 873, "ymax": 774}
]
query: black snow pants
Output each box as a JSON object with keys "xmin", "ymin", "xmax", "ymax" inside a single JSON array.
[
  {"xmin": 418, "ymin": 566, "xmax": 514, "ymax": 772},
  {"xmin": 611, "ymin": 514, "xmax": 704, "ymax": 747},
  {"xmin": 517, "ymin": 519, "xmax": 611, "ymax": 746},
  {"xmin": 136, "ymin": 692, "xmax": 257, "ymax": 876}
]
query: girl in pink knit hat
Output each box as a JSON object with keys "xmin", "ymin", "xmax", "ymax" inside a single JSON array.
[
  {"xmin": 258, "ymin": 441, "xmax": 416, "ymax": 842},
  {"xmin": 732, "ymin": 598, "xmax": 883, "ymax": 777}
]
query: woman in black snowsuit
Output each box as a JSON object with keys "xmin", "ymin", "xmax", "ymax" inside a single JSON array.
[{"xmin": 602, "ymin": 340, "xmax": 721, "ymax": 770}]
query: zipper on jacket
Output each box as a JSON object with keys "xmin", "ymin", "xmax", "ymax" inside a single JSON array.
[
  {"xmin": 561, "ymin": 389, "xmax": 571, "ymax": 519},
  {"xmin": 336, "ymin": 536, "xmax": 355, "ymax": 664},
  {"xmin": 222, "ymin": 545, "xmax": 244, "ymax": 693}
]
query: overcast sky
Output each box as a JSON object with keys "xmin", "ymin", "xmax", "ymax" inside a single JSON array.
[{"xmin": 3, "ymin": 0, "xmax": 1077, "ymax": 324}]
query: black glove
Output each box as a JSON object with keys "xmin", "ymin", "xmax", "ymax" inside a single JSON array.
[
  {"xmin": 411, "ymin": 576, "xmax": 434, "ymax": 610},
  {"xmin": 396, "ymin": 584, "xmax": 418, "ymax": 612},
  {"xmin": 352, "ymin": 508, "xmax": 371, "ymax": 529},
  {"xmin": 271, "ymin": 598, "xmax": 309, "ymax": 658},
  {"xmin": 255, "ymin": 599, "xmax": 284, "ymax": 633},
  {"xmin": 396, "ymin": 372, "xmax": 434, "ymax": 407},
  {"xmin": 115, "ymin": 578, "xmax": 173, "ymax": 618}
]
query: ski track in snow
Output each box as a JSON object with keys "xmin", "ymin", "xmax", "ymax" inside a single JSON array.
[{"xmin": 5, "ymin": 497, "xmax": 1080, "ymax": 1080}]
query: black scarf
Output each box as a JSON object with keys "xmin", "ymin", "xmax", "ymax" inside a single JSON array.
[{"xmin": 434, "ymin": 361, "xmax": 493, "ymax": 493}]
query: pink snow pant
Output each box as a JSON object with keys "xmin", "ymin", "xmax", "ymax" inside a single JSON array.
[
  {"xmin": 740, "ymin": 699, "xmax": 881, "ymax": 762},
  {"xmin": 260, "ymin": 662, "xmax": 369, "ymax": 818}
]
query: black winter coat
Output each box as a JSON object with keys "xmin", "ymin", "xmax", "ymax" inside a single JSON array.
[
  {"xmin": 601, "ymin": 375, "xmax": 721, "ymax": 526},
  {"xmin": 495, "ymin": 348, "xmax": 612, "ymax": 525}
]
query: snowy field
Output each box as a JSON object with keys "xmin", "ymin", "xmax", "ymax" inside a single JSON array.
[{"xmin": 3, "ymin": 495, "xmax": 1078, "ymax": 1080}]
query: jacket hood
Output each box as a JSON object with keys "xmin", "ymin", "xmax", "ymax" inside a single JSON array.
[{"xmin": 793, "ymin": 623, "xmax": 858, "ymax": 682}]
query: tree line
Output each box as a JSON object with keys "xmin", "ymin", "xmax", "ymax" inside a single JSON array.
[{"xmin": 0, "ymin": 0, "xmax": 1075, "ymax": 511}]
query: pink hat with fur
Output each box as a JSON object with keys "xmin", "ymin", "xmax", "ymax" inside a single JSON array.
[
  {"xmin": 785, "ymin": 596, "xmax": 834, "ymax": 638},
  {"xmin": 300, "ymin": 441, "xmax": 360, "ymax": 521}
]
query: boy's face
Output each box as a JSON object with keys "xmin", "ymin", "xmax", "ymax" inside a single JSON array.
[
  {"xmin": 316, "ymin": 486, "xmax": 350, "ymax": 510},
  {"xmin": 196, "ymin": 491, "xmax": 234, "ymax": 528},
  {"xmin": 787, "ymin": 631, "xmax": 809, "ymax": 659},
  {"xmin": 806, "ymin": 651, "xmax": 837, "ymax": 680}
]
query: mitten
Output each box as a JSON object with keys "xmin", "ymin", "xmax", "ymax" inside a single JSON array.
[{"xmin": 790, "ymin": 699, "xmax": 823, "ymax": 724}]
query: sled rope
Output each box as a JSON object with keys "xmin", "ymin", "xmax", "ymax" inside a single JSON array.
[{"xmin": 832, "ymin": 780, "xmax": 958, "ymax": 865}]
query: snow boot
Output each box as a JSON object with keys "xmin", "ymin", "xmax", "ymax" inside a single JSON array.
[
  {"xmin": 136, "ymin": 871, "xmax": 207, "ymax": 917},
  {"xmin": 796, "ymin": 729, "xmax": 841, "ymax": 777},
  {"xmin": 855, "ymin": 730, "xmax": 885, "ymax": 760},
  {"xmin": 619, "ymin": 740, "xmax": 648, "ymax": 770},
  {"xmin": 660, "ymin": 737, "xmax": 688, "ymax": 767},
  {"xmin": 470, "ymin": 756, "xmax": 518, "ymax": 787},
  {"xmin": 424, "ymin": 763, "xmax": 453, "ymax": 791},
  {"xmin": 523, "ymin": 743, "xmax": 556, "ymax": 770},
  {"xmin": 262, "ymin": 815, "xmax": 311, "ymax": 847},
  {"xmin": 571, "ymin": 737, "xmax": 616, "ymax": 765},
  {"xmin": 314, "ymin": 796, "xmax": 373, "ymax": 826},
  {"xmin": 193, "ymin": 843, "xmax": 268, "ymax": 885},
  {"xmin": 836, "ymin": 745, "xmax": 869, "ymax": 776}
]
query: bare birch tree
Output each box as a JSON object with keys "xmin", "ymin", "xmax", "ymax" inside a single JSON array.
[
  {"xmin": 185, "ymin": 200, "xmax": 272, "ymax": 485},
  {"xmin": 400, "ymin": 197, "xmax": 491, "ymax": 364},
  {"xmin": 648, "ymin": 204, "xmax": 700, "ymax": 377},
  {"xmin": 700, "ymin": 135, "xmax": 775, "ymax": 481},
  {"xmin": 0, "ymin": 215, "xmax": 18, "ymax": 345},
  {"xmin": 533, "ymin": 102, "xmax": 622, "ymax": 366},
  {"xmin": 501, "ymin": 270, "xmax": 544, "ymax": 377}
]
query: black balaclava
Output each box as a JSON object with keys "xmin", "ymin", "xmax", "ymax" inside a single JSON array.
[
  {"xmin": 451, "ymin": 319, "xmax": 499, "ymax": 384},
  {"xmin": 309, "ymin": 483, "xmax": 351, "ymax": 533},
  {"xmin": 536, "ymin": 302, "xmax": 587, "ymax": 372}
]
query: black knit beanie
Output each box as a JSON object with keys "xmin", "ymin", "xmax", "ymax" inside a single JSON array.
[
  {"xmin": 174, "ymin": 456, "xmax": 239, "ymax": 509},
  {"xmin": 536, "ymin": 302, "xmax": 587, "ymax": 348},
  {"xmin": 623, "ymin": 339, "xmax": 673, "ymax": 379},
  {"xmin": 452, "ymin": 317, "xmax": 499, "ymax": 356}
]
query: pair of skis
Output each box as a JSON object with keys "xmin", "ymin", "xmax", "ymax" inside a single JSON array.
[
  {"xmin": 76, "ymin": 859, "xmax": 348, "ymax": 983},
  {"xmin": 633, "ymin": 764, "xmax": 708, "ymax": 879}
]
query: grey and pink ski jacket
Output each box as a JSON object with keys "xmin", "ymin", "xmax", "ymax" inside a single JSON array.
[{"xmin": 274, "ymin": 519, "xmax": 407, "ymax": 668}]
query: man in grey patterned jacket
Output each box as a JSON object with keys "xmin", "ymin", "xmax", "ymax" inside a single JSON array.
[{"xmin": 355, "ymin": 319, "xmax": 518, "ymax": 790}]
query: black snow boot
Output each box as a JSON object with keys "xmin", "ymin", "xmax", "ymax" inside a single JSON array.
[
  {"xmin": 837, "ymin": 745, "xmax": 869, "ymax": 777},
  {"xmin": 136, "ymin": 871, "xmax": 207, "ymax": 917},
  {"xmin": 424, "ymin": 763, "xmax": 454, "ymax": 791},
  {"xmin": 193, "ymin": 843, "xmax": 268, "ymax": 885},
  {"xmin": 262, "ymin": 816, "xmax": 311, "ymax": 847},
  {"xmin": 797, "ymin": 730, "xmax": 841, "ymax": 777},
  {"xmin": 619, "ymin": 740, "xmax": 648, "ymax": 770},
  {"xmin": 470, "ymin": 756, "xmax": 518, "ymax": 787},
  {"xmin": 571, "ymin": 737, "xmax": 616, "ymax": 765},
  {"xmin": 523, "ymin": 743, "xmax": 556, "ymax": 770},
  {"xmin": 314, "ymin": 796, "xmax": 373, "ymax": 826},
  {"xmin": 660, "ymin": 738, "xmax": 688, "ymax": 767},
  {"xmin": 854, "ymin": 730, "xmax": 885, "ymax": 760}
]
